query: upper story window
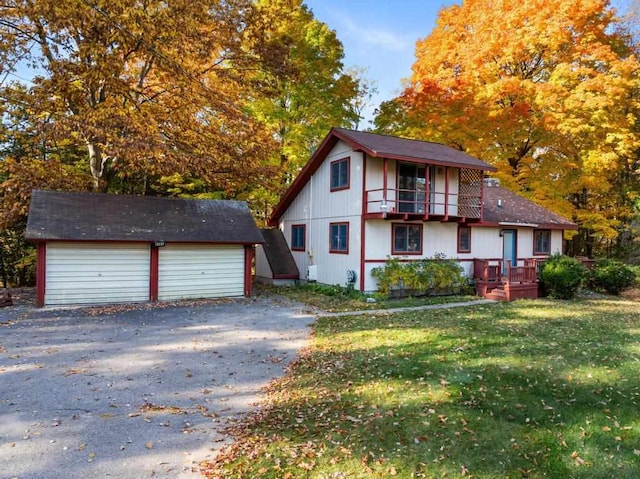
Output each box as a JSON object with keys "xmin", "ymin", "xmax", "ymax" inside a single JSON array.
[
  {"xmin": 533, "ymin": 229, "xmax": 551, "ymax": 255},
  {"xmin": 291, "ymin": 224, "xmax": 306, "ymax": 251},
  {"xmin": 458, "ymin": 226, "xmax": 471, "ymax": 253},
  {"xmin": 392, "ymin": 224, "xmax": 422, "ymax": 255},
  {"xmin": 330, "ymin": 157, "xmax": 350, "ymax": 191},
  {"xmin": 329, "ymin": 222, "xmax": 349, "ymax": 253}
]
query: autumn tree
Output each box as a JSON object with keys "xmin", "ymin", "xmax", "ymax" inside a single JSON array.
[
  {"xmin": 376, "ymin": 0, "xmax": 640, "ymax": 256},
  {"xmin": 0, "ymin": 0, "xmax": 274, "ymax": 196},
  {"xmin": 239, "ymin": 0, "xmax": 363, "ymax": 222}
]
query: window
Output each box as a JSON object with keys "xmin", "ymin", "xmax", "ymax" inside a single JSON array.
[
  {"xmin": 291, "ymin": 224, "xmax": 306, "ymax": 251},
  {"xmin": 392, "ymin": 224, "xmax": 423, "ymax": 255},
  {"xmin": 533, "ymin": 229, "xmax": 551, "ymax": 255},
  {"xmin": 329, "ymin": 222, "xmax": 349, "ymax": 253},
  {"xmin": 330, "ymin": 157, "xmax": 350, "ymax": 191},
  {"xmin": 458, "ymin": 226, "xmax": 471, "ymax": 253}
]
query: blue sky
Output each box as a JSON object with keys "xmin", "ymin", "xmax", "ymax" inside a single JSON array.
[{"xmin": 304, "ymin": 0, "xmax": 634, "ymax": 128}]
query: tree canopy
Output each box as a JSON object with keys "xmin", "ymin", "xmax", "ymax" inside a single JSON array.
[
  {"xmin": 375, "ymin": 0, "xmax": 640, "ymax": 256},
  {"xmin": 0, "ymin": 0, "xmax": 364, "ymax": 284}
]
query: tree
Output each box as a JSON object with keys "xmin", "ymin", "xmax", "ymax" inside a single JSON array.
[
  {"xmin": 0, "ymin": 0, "xmax": 274, "ymax": 194},
  {"xmin": 239, "ymin": 0, "xmax": 363, "ymax": 222},
  {"xmin": 376, "ymin": 0, "xmax": 640, "ymax": 256}
]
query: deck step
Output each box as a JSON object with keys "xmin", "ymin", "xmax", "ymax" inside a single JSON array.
[{"xmin": 485, "ymin": 288, "xmax": 507, "ymax": 301}]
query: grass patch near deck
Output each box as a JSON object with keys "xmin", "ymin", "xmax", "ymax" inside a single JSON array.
[
  {"xmin": 203, "ymin": 298, "xmax": 640, "ymax": 478},
  {"xmin": 259, "ymin": 282, "xmax": 478, "ymax": 312}
]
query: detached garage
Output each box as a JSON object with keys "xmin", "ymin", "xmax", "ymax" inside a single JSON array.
[{"xmin": 26, "ymin": 190, "xmax": 264, "ymax": 307}]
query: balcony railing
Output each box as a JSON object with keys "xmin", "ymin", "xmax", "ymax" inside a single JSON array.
[{"xmin": 366, "ymin": 188, "xmax": 481, "ymax": 219}]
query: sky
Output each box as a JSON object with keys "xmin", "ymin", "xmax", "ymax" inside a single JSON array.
[{"xmin": 304, "ymin": 0, "xmax": 634, "ymax": 129}]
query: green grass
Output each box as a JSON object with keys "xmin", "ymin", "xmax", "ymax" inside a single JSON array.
[
  {"xmin": 258, "ymin": 283, "xmax": 479, "ymax": 313},
  {"xmin": 203, "ymin": 297, "xmax": 640, "ymax": 478}
]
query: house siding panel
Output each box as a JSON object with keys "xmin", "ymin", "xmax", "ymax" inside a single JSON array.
[
  {"xmin": 255, "ymin": 244, "xmax": 273, "ymax": 280},
  {"xmin": 280, "ymin": 140, "xmax": 363, "ymax": 286},
  {"xmin": 45, "ymin": 242, "xmax": 150, "ymax": 305},
  {"xmin": 158, "ymin": 244, "xmax": 244, "ymax": 300}
]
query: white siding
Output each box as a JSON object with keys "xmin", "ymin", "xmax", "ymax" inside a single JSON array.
[
  {"xmin": 45, "ymin": 242, "xmax": 150, "ymax": 306},
  {"xmin": 254, "ymin": 244, "xmax": 273, "ymax": 280},
  {"xmin": 158, "ymin": 244, "xmax": 244, "ymax": 300},
  {"xmin": 280, "ymin": 140, "xmax": 363, "ymax": 287}
]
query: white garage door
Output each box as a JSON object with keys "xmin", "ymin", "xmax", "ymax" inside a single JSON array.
[
  {"xmin": 158, "ymin": 244, "xmax": 244, "ymax": 300},
  {"xmin": 46, "ymin": 242, "xmax": 150, "ymax": 306}
]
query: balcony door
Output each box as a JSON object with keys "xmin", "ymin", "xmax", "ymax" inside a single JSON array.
[{"xmin": 397, "ymin": 163, "xmax": 434, "ymax": 214}]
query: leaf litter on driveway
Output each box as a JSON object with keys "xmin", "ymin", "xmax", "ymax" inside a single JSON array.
[{"xmin": 0, "ymin": 296, "xmax": 314, "ymax": 478}]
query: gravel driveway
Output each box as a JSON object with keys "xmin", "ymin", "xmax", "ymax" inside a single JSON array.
[{"xmin": 0, "ymin": 296, "xmax": 315, "ymax": 478}]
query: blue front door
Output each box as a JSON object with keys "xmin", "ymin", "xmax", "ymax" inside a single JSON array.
[{"xmin": 502, "ymin": 229, "xmax": 517, "ymax": 274}]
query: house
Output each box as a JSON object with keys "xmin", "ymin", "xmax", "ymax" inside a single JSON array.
[
  {"xmin": 256, "ymin": 128, "xmax": 577, "ymax": 300},
  {"xmin": 26, "ymin": 190, "xmax": 263, "ymax": 307}
]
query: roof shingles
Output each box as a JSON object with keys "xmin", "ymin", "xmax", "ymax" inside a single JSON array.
[
  {"xmin": 482, "ymin": 186, "xmax": 576, "ymax": 229},
  {"xmin": 26, "ymin": 190, "xmax": 264, "ymax": 243}
]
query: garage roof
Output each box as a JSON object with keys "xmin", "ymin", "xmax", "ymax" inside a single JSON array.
[{"xmin": 26, "ymin": 190, "xmax": 264, "ymax": 244}]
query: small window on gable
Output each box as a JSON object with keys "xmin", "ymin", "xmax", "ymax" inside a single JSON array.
[
  {"xmin": 291, "ymin": 224, "xmax": 306, "ymax": 251},
  {"xmin": 329, "ymin": 222, "xmax": 349, "ymax": 253},
  {"xmin": 330, "ymin": 157, "xmax": 350, "ymax": 191},
  {"xmin": 392, "ymin": 224, "xmax": 423, "ymax": 255},
  {"xmin": 533, "ymin": 229, "xmax": 551, "ymax": 255},
  {"xmin": 458, "ymin": 226, "xmax": 471, "ymax": 253}
]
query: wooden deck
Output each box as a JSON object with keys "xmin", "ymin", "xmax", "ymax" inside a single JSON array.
[{"xmin": 473, "ymin": 258, "xmax": 541, "ymax": 301}]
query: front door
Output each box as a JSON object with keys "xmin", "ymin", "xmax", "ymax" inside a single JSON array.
[{"xmin": 502, "ymin": 229, "xmax": 517, "ymax": 274}]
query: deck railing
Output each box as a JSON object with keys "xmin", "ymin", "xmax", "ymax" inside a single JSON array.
[
  {"xmin": 473, "ymin": 258, "xmax": 540, "ymax": 284},
  {"xmin": 366, "ymin": 188, "xmax": 481, "ymax": 219}
]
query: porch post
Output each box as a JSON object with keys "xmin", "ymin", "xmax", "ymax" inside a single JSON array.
[{"xmin": 444, "ymin": 166, "xmax": 449, "ymax": 219}]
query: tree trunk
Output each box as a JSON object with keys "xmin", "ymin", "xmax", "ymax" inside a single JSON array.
[{"xmin": 87, "ymin": 141, "xmax": 109, "ymax": 193}]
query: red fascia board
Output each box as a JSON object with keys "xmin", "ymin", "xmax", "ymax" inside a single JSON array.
[
  {"xmin": 273, "ymin": 273, "xmax": 300, "ymax": 280},
  {"xmin": 25, "ymin": 238, "xmax": 263, "ymax": 245}
]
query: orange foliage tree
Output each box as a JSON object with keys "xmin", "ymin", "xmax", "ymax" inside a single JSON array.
[
  {"xmin": 0, "ymin": 0, "xmax": 274, "ymax": 196},
  {"xmin": 375, "ymin": 0, "xmax": 640, "ymax": 256}
]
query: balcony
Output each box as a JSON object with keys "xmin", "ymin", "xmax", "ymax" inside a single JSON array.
[{"xmin": 365, "ymin": 187, "xmax": 482, "ymax": 221}]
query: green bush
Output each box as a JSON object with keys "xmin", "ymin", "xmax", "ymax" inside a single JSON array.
[
  {"xmin": 371, "ymin": 254, "xmax": 465, "ymax": 298},
  {"xmin": 539, "ymin": 254, "xmax": 588, "ymax": 300},
  {"xmin": 591, "ymin": 259, "xmax": 636, "ymax": 295}
]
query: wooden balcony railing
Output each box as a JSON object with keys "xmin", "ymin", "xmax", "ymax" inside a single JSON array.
[{"xmin": 366, "ymin": 188, "xmax": 481, "ymax": 219}]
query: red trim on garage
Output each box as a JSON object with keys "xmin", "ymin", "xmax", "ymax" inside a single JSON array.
[
  {"xmin": 36, "ymin": 242, "xmax": 46, "ymax": 307},
  {"xmin": 150, "ymin": 245, "xmax": 159, "ymax": 301},
  {"xmin": 244, "ymin": 245, "xmax": 254, "ymax": 296}
]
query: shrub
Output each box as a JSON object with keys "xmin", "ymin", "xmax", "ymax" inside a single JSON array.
[
  {"xmin": 371, "ymin": 254, "xmax": 465, "ymax": 298},
  {"xmin": 539, "ymin": 254, "xmax": 588, "ymax": 299},
  {"xmin": 591, "ymin": 259, "xmax": 636, "ymax": 295}
]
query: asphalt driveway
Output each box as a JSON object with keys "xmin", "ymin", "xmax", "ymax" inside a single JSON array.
[{"xmin": 0, "ymin": 296, "xmax": 315, "ymax": 478}]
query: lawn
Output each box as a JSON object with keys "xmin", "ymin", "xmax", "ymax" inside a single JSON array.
[
  {"xmin": 203, "ymin": 297, "xmax": 639, "ymax": 478},
  {"xmin": 258, "ymin": 283, "xmax": 479, "ymax": 313}
]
